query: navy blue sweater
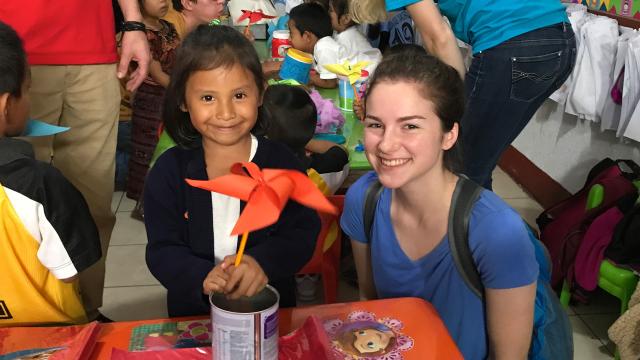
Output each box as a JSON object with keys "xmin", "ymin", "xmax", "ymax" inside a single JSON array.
[{"xmin": 144, "ymin": 137, "xmax": 320, "ymax": 317}]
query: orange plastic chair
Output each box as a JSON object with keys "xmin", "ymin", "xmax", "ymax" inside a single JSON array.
[{"xmin": 297, "ymin": 195, "xmax": 345, "ymax": 303}]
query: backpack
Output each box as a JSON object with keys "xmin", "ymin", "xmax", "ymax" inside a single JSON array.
[
  {"xmin": 536, "ymin": 159, "xmax": 640, "ymax": 288},
  {"xmin": 363, "ymin": 177, "xmax": 573, "ymax": 360},
  {"xmin": 605, "ymin": 203, "xmax": 640, "ymax": 272}
]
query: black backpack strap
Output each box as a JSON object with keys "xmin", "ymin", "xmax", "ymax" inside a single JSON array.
[
  {"xmin": 363, "ymin": 180, "xmax": 384, "ymax": 242},
  {"xmin": 448, "ymin": 177, "xmax": 484, "ymax": 299}
]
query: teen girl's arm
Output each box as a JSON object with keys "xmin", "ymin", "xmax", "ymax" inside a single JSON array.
[
  {"xmin": 117, "ymin": 0, "xmax": 151, "ymax": 91},
  {"xmin": 351, "ymin": 240, "xmax": 377, "ymax": 300},
  {"xmin": 485, "ymin": 284, "xmax": 536, "ymax": 360},
  {"xmin": 405, "ymin": 0, "xmax": 465, "ymax": 78},
  {"xmin": 144, "ymin": 152, "xmax": 216, "ymax": 308},
  {"xmin": 473, "ymin": 207, "xmax": 539, "ymax": 359}
]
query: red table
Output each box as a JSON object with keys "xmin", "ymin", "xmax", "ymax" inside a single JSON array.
[{"xmin": 91, "ymin": 297, "xmax": 462, "ymax": 360}]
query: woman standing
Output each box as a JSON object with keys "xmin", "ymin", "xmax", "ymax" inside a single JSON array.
[{"xmin": 350, "ymin": 0, "xmax": 576, "ymax": 189}]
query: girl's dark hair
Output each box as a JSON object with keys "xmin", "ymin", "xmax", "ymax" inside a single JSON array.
[
  {"xmin": 0, "ymin": 21, "xmax": 27, "ymax": 97},
  {"xmin": 366, "ymin": 44, "xmax": 465, "ymax": 173},
  {"xmin": 289, "ymin": 3, "xmax": 333, "ymax": 39},
  {"xmin": 258, "ymin": 85, "xmax": 317, "ymax": 160},
  {"xmin": 329, "ymin": 0, "xmax": 349, "ymax": 20},
  {"xmin": 163, "ymin": 25, "xmax": 265, "ymax": 149}
]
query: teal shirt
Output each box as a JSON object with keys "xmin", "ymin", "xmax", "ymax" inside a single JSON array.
[{"xmin": 386, "ymin": 0, "xmax": 568, "ymax": 53}]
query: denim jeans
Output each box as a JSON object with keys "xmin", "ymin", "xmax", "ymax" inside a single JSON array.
[{"xmin": 461, "ymin": 22, "xmax": 577, "ymax": 189}]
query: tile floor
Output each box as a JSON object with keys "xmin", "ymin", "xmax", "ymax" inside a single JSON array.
[{"xmin": 103, "ymin": 167, "xmax": 619, "ymax": 359}]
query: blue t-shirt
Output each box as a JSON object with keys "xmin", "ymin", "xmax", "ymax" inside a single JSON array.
[
  {"xmin": 340, "ymin": 172, "xmax": 538, "ymax": 359},
  {"xmin": 384, "ymin": 0, "xmax": 568, "ymax": 53}
]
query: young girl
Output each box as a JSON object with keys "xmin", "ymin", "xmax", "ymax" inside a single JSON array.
[
  {"xmin": 125, "ymin": 0, "xmax": 180, "ymax": 219},
  {"xmin": 328, "ymin": 0, "xmax": 381, "ymax": 72},
  {"xmin": 340, "ymin": 45, "xmax": 538, "ymax": 359},
  {"xmin": 144, "ymin": 25, "xmax": 320, "ymax": 317}
]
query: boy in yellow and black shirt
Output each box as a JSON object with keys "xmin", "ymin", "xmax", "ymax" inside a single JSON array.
[{"xmin": 0, "ymin": 21, "xmax": 101, "ymax": 326}]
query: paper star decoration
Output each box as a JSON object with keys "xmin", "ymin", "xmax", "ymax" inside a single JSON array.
[{"xmin": 323, "ymin": 60, "xmax": 371, "ymax": 85}]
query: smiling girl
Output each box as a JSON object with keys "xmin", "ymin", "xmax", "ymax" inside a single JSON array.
[
  {"xmin": 340, "ymin": 45, "xmax": 539, "ymax": 359},
  {"xmin": 143, "ymin": 25, "xmax": 319, "ymax": 317}
]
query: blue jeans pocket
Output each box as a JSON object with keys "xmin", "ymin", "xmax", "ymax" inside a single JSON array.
[{"xmin": 510, "ymin": 50, "xmax": 563, "ymax": 102}]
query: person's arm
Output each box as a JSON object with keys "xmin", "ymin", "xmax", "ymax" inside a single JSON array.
[
  {"xmin": 310, "ymin": 71, "xmax": 338, "ymax": 88},
  {"xmin": 144, "ymin": 154, "xmax": 216, "ymax": 308},
  {"xmin": 117, "ymin": 0, "xmax": 151, "ymax": 91},
  {"xmin": 485, "ymin": 284, "xmax": 536, "ymax": 359},
  {"xmin": 244, "ymin": 198, "xmax": 320, "ymax": 281},
  {"xmin": 351, "ymin": 239, "xmax": 377, "ymax": 300},
  {"xmin": 406, "ymin": 0, "xmax": 465, "ymax": 78},
  {"xmin": 149, "ymin": 59, "xmax": 170, "ymax": 88},
  {"xmin": 305, "ymin": 139, "xmax": 346, "ymax": 154}
]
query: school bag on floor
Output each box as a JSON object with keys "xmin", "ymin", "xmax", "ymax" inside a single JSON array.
[
  {"xmin": 363, "ymin": 177, "xmax": 573, "ymax": 360},
  {"xmin": 605, "ymin": 203, "xmax": 640, "ymax": 273},
  {"xmin": 536, "ymin": 159, "xmax": 640, "ymax": 288}
]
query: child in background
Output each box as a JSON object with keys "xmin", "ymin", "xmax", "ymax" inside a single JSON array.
[
  {"xmin": 125, "ymin": 0, "xmax": 180, "ymax": 220},
  {"xmin": 328, "ymin": 0, "xmax": 381, "ymax": 71},
  {"xmin": 163, "ymin": 0, "xmax": 226, "ymax": 39},
  {"xmin": 144, "ymin": 25, "xmax": 320, "ymax": 317},
  {"xmin": 260, "ymin": 84, "xmax": 349, "ymax": 194},
  {"xmin": 288, "ymin": 3, "xmax": 347, "ymax": 88},
  {"xmin": 259, "ymin": 84, "xmax": 348, "ymax": 301},
  {"xmin": 0, "ymin": 21, "xmax": 101, "ymax": 326}
]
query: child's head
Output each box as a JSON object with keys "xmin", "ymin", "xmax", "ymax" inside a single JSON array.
[
  {"xmin": 163, "ymin": 25, "xmax": 265, "ymax": 149},
  {"xmin": 0, "ymin": 21, "xmax": 30, "ymax": 137},
  {"xmin": 328, "ymin": 0, "xmax": 353, "ymax": 32},
  {"xmin": 172, "ymin": 0, "xmax": 225, "ymax": 24},
  {"xmin": 363, "ymin": 44, "xmax": 464, "ymax": 188},
  {"xmin": 139, "ymin": 0, "xmax": 170, "ymax": 19},
  {"xmin": 259, "ymin": 85, "xmax": 317, "ymax": 159},
  {"xmin": 288, "ymin": 3, "xmax": 333, "ymax": 54}
]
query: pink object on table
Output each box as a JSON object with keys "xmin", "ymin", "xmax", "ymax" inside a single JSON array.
[{"xmin": 310, "ymin": 90, "xmax": 345, "ymax": 134}]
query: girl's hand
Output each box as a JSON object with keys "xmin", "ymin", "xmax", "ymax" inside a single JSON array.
[
  {"xmin": 223, "ymin": 255, "xmax": 269, "ymax": 299},
  {"xmin": 202, "ymin": 258, "xmax": 233, "ymax": 294}
]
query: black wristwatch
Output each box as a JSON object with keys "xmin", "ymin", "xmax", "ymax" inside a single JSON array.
[{"xmin": 121, "ymin": 21, "xmax": 146, "ymax": 32}]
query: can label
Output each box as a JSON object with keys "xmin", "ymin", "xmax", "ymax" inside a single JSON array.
[{"xmin": 272, "ymin": 37, "xmax": 292, "ymax": 60}]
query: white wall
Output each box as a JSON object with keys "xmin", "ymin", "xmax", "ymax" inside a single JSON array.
[{"xmin": 512, "ymin": 99, "xmax": 640, "ymax": 193}]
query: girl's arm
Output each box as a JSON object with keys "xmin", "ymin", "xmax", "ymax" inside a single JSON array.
[
  {"xmin": 245, "ymin": 196, "xmax": 320, "ymax": 281},
  {"xmin": 144, "ymin": 156, "xmax": 216, "ymax": 309},
  {"xmin": 149, "ymin": 59, "xmax": 170, "ymax": 88},
  {"xmin": 351, "ymin": 240, "xmax": 377, "ymax": 300},
  {"xmin": 406, "ymin": 0, "xmax": 465, "ymax": 78},
  {"xmin": 485, "ymin": 284, "xmax": 537, "ymax": 359}
]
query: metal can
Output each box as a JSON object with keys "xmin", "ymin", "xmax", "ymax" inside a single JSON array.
[
  {"xmin": 272, "ymin": 30, "xmax": 292, "ymax": 60},
  {"xmin": 210, "ymin": 285, "xmax": 280, "ymax": 360}
]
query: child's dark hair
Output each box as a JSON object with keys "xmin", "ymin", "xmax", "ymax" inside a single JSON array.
[
  {"xmin": 289, "ymin": 3, "xmax": 333, "ymax": 39},
  {"xmin": 366, "ymin": 44, "xmax": 464, "ymax": 173},
  {"xmin": 163, "ymin": 25, "xmax": 265, "ymax": 149},
  {"xmin": 329, "ymin": 0, "xmax": 350, "ymax": 22},
  {"xmin": 172, "ymin": 0, "xmax": 185, "ymax": 12},
  {"xmin": 0, "ymin": 21, "xmax": 27, "ymax": 97},
  {"xmin": 259, "ymin": 85, "xmax": 317, "ymax": 159}
]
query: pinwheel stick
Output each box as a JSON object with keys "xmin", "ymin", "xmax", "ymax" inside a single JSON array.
[
  {"xmin": 235, "ymin": 231, "xmax": 250, "ymax": 266},
  {"xmin": 244, "ymin": 24, "xmax": 252, "ymax": 37}
]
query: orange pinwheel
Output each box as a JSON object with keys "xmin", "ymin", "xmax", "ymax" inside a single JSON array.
[{"xmin": 186, "ymin": 162, "xmax": 338, "ymax": 265}]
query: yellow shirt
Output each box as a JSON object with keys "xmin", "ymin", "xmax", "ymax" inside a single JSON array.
[
  {"xmin": 163, "ymin": 7, "xmax": 187, "ymax": 40},
  {"xmin": 0, "ymin": 185, "xmax": 86, "ymax": 326}
]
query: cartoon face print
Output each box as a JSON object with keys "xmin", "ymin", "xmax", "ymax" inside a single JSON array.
[{"xmin": 353, "ymin": 328, "xmax": 395, "ymax": 354}]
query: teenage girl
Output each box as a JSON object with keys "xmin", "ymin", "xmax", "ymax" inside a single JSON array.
[
  {"xmin": 340, "ymin": 45, "xmax": 539, "ymax": 359},
  {"xmin": 125, "ymin": 0, "xmax": 180, "ymax": 219},
  {"xmin": 144, "ymin": 25, "xmax": 320, "ymax": 317}
]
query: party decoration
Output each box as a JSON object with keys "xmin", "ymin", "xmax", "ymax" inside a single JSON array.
[
  {"xmin": 267, "ymin": 78, "xmax": 301, "ymax": 86},
  {"xmin": 186, "ymin": 162, "xmax": 337, "ymax": 265},
  {"xmin": 323, "ymin": 61, "xmax": 371, "ymax": 86}
]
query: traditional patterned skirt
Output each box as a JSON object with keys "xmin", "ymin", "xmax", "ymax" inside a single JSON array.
[{"xmin": 126, "ymin": 82, "xmax": 165, "ymax": 201}]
